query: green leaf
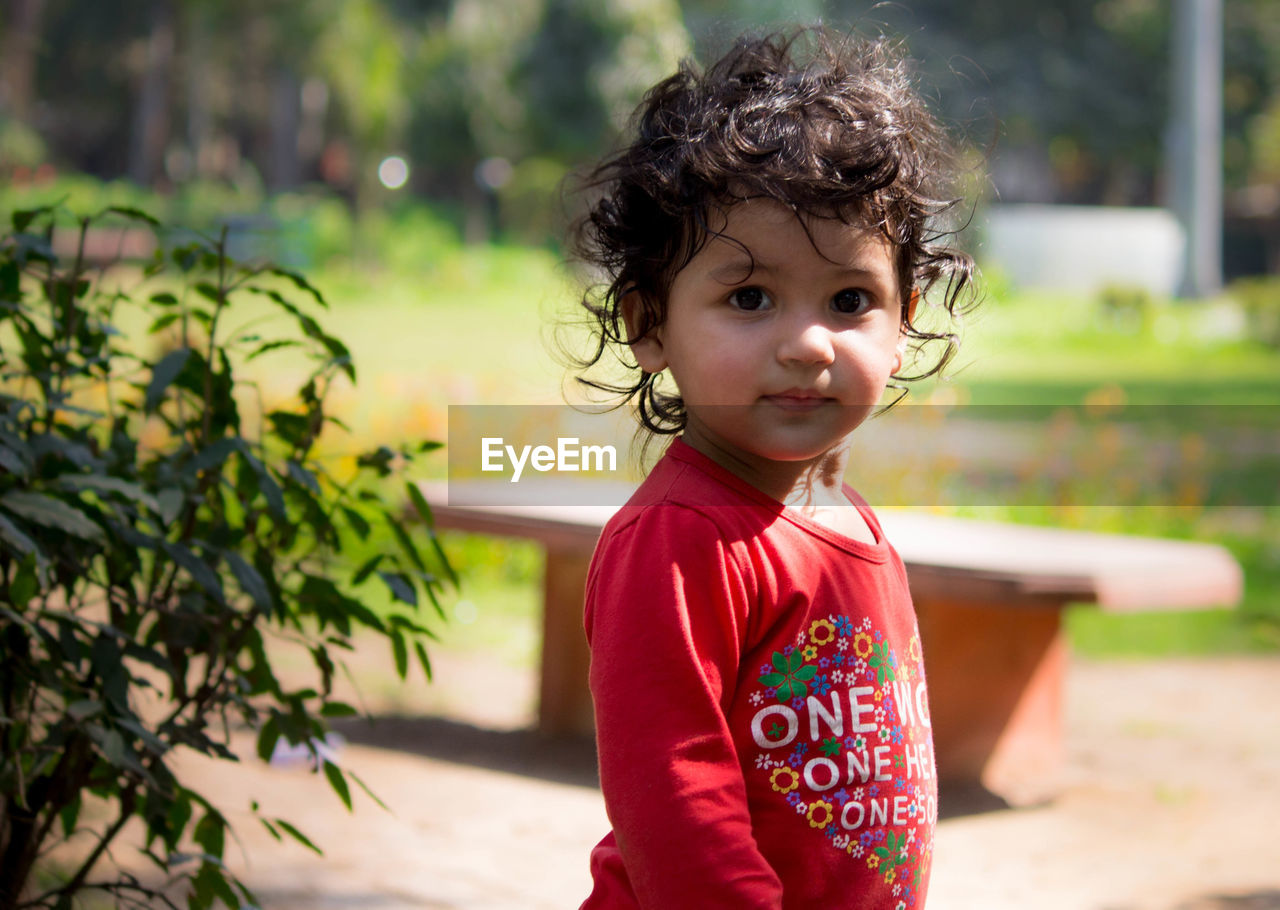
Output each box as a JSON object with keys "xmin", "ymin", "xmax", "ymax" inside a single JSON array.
[
  {"xmin": 8, "ymin": 555, "xmax": 39, "ymax": 605},
  {"xmin": 256, "ymin": 716, "xmax": 281, "ymax": 763},
  {"xmin": 772, "ymin": 651, "xmax": 789, "ymax": 673},
  {"xmin": 238, "ymin": 445, "xmax": 285, "ymax": 518},
  {"xmin": 103, "ymin": 204, "xmax": 160, "ymax": 227},
  {"xmin": 191, "ymin": 437, "xmax": 238, "ymax": 473},
  {"xmin": 246, "ymin": 339, "xmax": 301, "ymax": 361},
  {"xmin": 287, "ymin": 460, "xmax": 320, "ymax": 494},
  {"xmin": 193, "ymin": 810, "xmax": 226, "ymax": 859},
  {"xmin": 149, "ymin": 291, "xmax": 179, "ymax": 306},
  {"xmin": 0, "ymin": 512, "xmax": 40, "ymax": 557},
  {"xmin": 414, "ymin": 641, "xmax": 434, "ymax": 683},
  {"xmin": 148, "ymin": 312, "xmax": 179, "ymax": 334},
  {"xmin": 145, "ymin": 347, "xmax": 191, "ymax": 412},
  {"xmin": 384, "ymin": 511, "xmax": 426, "ymax": 575},
  {"xmin": 57, "ymin": 474, "xmax": 160, "ymax": 512},
  {"xmin": 268, "ymin": 411, "xmax": 310, "ymax": 447},
  {"xmin": 161, "ymin": 541, "xmax": 225, "ymax": 601},
  {"xmin": 341, "ymin": 506, "xmax": 371, "ymax": 541},
  {"xmin": 788, "ymin": 649, "xmax": 804, "ymax": 672},
  {"xmin": 320, "ymin": 701, "xmax": 358, "ymax": 718},
  {"xmin": 324, "ymin": 760, "xmax": 352, "ymax": 811},
  {"xmin": 259, "ymin": 817, "xmax": 282, "ymax": 842},
  {"xmin": 775, "ymin": 680, "xmax": 795, "ymax": 702},
  {"xmin": 276, "ymin": 819, "xmax": 323, "ymax": 855},
  {"xmin": 0, "ymin": 444, "xmax": 27, "ymax": 476},
  {"xmin": 12, "ymin": 207, "xmax": 48, "ymax": 232},
  {"xmin": 406, "ymin": 482, "xmax": 435, "ymax": 526},
  {"xmin": 794, "ymin": 665, "xmax": 818, "ymax": 682},
  {"xmin": 59, "ymin": 795, "xmax": 81, "ymax": 839},
  {"xmin": 426, "ymin": 533, "xmax": 458, "ymax": 589},
  {"xmin": 165, "ymin": 794, "xmax": 194, "ymax": 851},
  {"xmin": 194, "ymin": 281, "xmax": 221, "ymax": 304},
  {"xmin": 875, "ymin": 846, "xmax": 891, "ymax": 859},
  {"xmin": 348, "ymin": 769, "xmax": 391, "ymax": 812},
  {"xmin": 99, "ymin": 727, "xmax": 126, "ymax": 767},
  {"xmin": 759, "ymin": 672, "xmax": 786, "ymax": 687},
  {"xmin": 267, "ymin": 265, "xmax": 328, "ymax": 309},
  {"xmin": 351, "ymin": 553, "xmax": 384, "ymax": 586},
  {"xmin": 156, "ymin": 487, "xmax": 184, "ymax": 526},
  {"xmin": 377, "ymin": 571, "xmax": 417, "ymax": 606},
  {"xmin": 0, "ymin": 491, "xmax": 103, "ymax": 541},
  {"xmin": 391, "ymin": 630, "xmax": 408, "ymax": 680},
  {"xmin": 67, "ymin": 699, "xmax": 104, "ymax": 721},
  {"xmin": 224, "ymin": 550, "xmax": 272, "ymax": 610}
]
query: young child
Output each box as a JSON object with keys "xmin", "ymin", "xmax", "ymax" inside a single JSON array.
[{"xmin": 570, "ymin": 28, "xmax": 974, "ymax": 909}]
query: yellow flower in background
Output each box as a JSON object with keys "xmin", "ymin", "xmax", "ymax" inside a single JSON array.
[{"xmin": 853, "ymin": 632, "xmax": 873, "ymax": 659}]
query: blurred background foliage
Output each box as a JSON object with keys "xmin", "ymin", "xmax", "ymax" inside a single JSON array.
[
  {"xmin": 1, "ymin": 0, "xmax": 1278, "ymax": 662},
  {"xmin": 0, "ymin": 0, "xmax": 1276, "ymax": 254}
]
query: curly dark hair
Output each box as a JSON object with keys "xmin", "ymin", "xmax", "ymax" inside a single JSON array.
[{"xmin": 569, "ymin": 27, "xmax": 977, "ymax": 437}]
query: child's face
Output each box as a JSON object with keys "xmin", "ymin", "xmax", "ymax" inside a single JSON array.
[{"xmin": 629, "ymin": 198, "xmax": 907, "ymax": 478}]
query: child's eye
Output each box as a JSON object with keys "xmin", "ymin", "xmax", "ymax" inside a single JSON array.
[
  {"xmin": 728, "ymin": 287, "xmax": 772, "ymax": 312},
  {"xmin": 832, "ymin": 288, "xmax": 869, "ymax": 314}
]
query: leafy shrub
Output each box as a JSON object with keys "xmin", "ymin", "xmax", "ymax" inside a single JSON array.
[
  {"xmin": 1230, "ymin": 275, "xmax": 1280, "ymax": 348},
  {"xmin": 1097, "ymin": 282, "xmax": 1155, "ymax": 333},
  {"xmin": 0, "ymin": 205, "xmax": 450, "ymax": 909}
]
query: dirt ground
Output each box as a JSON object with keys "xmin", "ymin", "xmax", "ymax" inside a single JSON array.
[{"xmin": 139, "ymin": 652, "xmax": 1280, "ymax": 909}]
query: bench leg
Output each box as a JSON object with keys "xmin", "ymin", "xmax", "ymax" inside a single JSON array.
[
  {"xmin": 538, "ymin": 544, "xmax": 595, "ymax": 737},
  {"xmin": 914, "ymin": 596, "xmax": 1068, "ymax": 806}
]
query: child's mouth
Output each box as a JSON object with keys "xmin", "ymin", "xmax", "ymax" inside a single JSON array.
[{"xmin": 761, "ymin": 390, "xmax": 832, "ymax": 411}]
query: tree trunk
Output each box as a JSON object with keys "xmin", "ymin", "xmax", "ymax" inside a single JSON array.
[
  {"xmin": 269, "ymin": 67, "xmax": 301, "ymax": 191},
  {"xmin": 0, "ymin": 0, "xmax": 47, "ymax": 123},
  {"xmin": 128, "ymin": 0, "xmax": 176, "ymax": 187}
]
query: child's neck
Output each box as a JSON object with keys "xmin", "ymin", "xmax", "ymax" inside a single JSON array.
[{"xmin": 679, "ymin": 433, "xmax": 878, "ymax": 544}]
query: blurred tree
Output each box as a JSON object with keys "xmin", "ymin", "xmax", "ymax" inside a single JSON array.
[{"xmin": 0, "ymin": 0, "xmax": 48, "ymax": 123}]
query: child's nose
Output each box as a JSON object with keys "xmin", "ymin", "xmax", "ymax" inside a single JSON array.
[{"xmin": 776, "ymin": 319, "xmax": 836, "ymax": 366}]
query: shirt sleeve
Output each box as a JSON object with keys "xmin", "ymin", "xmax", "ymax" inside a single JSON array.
[{"xmin": 584, "ymin": 504, "xmax": 783, "ymax": 909}]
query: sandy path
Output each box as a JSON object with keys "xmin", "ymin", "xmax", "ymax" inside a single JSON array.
[{"xmin": 140, "ymin": 655, "xmax": 1280, "ymax": 909}]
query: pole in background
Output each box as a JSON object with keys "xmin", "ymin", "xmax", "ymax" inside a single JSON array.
[{"xmin": 1169, "ymin": 0, "xmax": 1224, "ymax": 298}]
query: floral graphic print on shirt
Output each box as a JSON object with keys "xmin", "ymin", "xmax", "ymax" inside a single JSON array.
[{"xmin": 746, "ymin": 615, "xmax": 936, "ymax": 909}]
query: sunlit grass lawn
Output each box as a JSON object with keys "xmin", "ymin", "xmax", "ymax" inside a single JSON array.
[{"xmin": 287, "ymin": 250, "xmax": 1280, "ymax": 663}]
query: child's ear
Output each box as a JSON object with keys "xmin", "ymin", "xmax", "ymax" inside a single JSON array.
[
  {"xmin": 621, "ymin": 289, "xmax": 667, "ymax": 374},
  {"xmin": 894, "ymin": 287, "xmax": 920, "ymax": 374}
]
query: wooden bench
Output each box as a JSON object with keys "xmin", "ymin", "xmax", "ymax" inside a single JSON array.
[{"xmin": 420, "ymin": 491, "xmax": 1242, "ymax": 804}]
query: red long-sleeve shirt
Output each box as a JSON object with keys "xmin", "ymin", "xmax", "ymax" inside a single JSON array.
[{"xmin": 582, "ymin": 439, "xmax": 937, "ymax": 909}]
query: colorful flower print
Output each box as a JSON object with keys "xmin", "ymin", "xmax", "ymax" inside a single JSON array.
[
  {"xmin": 770, "ymin": 766, "xmax": 800, "ymax": 794},
  {"xmin": 759, "ymin": 649, "xmax": 818, "ymax": 702},
  {"xmin": 746, "ymin": 615, "xmax": 933, "ymax": 909},
  {"xmin": 852, "ymin": 631, "xmax": 874, "ymax": 659},
  {"xmin": 869, "ymin": 642, "xmax": 897, "ymax": 685},
  {"xmin": 807, "ymin": 800, "xmax": 835, "ymax": 829},
  {"xmin": 809, "ymin": 618, "xmax": 837, "ymax": 646}
]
